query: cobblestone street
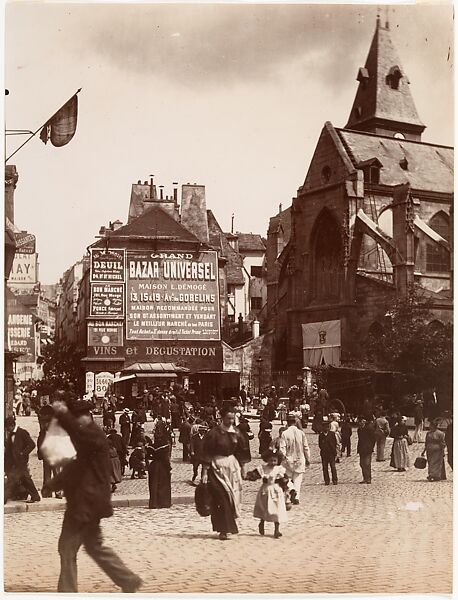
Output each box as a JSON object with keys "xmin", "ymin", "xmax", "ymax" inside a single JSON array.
[{"xmin": 4, "ymin": 415, "xmax": 453, "ymax": 594}]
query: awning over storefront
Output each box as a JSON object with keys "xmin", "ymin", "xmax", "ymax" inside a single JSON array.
[
  {"xmin": 113, "ymin": 374, "xmax": 136, "ymax": 384},
  {"xmin": 124, "ymin": 362, "xmax": 190, "ymax": 374}
]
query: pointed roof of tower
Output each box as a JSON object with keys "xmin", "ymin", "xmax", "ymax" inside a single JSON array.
[{"xmin": 345, "ymin": 17, "xmax": 425, "ymax": 138}]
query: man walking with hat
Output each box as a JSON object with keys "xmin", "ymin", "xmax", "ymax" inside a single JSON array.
[
  {"xmin": 279, "ymin": 412, "xmax": 311, "ymax": 504},
  {"xmin": 4, "ymin": 415, "xmax": 41, "ymax": 504},
  {"xmin": 42, "ymin": 398, "xmax": 142, "ymax": 593}
]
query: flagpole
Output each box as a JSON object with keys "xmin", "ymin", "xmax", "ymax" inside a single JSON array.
[{"xmin": 5, "ymin": 88, "xmax": 81, "ymax": 164}]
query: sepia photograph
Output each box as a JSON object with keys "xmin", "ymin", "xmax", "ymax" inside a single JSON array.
[{"xmin": 3, "ymin": 1, "xmax": 453, "ymax": 595}]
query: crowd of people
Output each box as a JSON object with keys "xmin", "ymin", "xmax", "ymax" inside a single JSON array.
[{"xmin": 4, "ymin": 382, "xmax": 453, "ymax": 591}]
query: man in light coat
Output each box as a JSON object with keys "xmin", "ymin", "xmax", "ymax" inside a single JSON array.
[{"xmin": 279, "ymin": 412, "xmax": 311, "ymax": 504}]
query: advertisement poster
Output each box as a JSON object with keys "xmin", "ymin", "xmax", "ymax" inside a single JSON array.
[
  {"xmin": 85, "ymin": 371, "xmax": 95, "ymax": 394},
  {"xmin": 8, "ymin": 253, "xmax": 38, "ymax": 285},
  {"xmin": 94, "ymin": 372, "xmax": 114, "ymax": 397},
  {"xmin": 125, "ymin": 250, "xmax": 220, "ymax": 341},
  {"xmin": 14, "ymin": 231, "xmax": 36, "ymax": 254},
  {"xmin": 90, "ymin": 248, "xmax": 125, "ymax": 282},
  {"xmin": 90, "ymin": 283, "xmax": 124, "ymax": 316},
  {"xmin": 88, "ymin": 321, "xmax": 124, "ymax": 347},
  {"xmin": 7, "ymin": 297, "xmax": 36, "ymax": 360}
]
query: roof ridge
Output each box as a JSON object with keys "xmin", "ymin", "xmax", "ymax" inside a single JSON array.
[{"xmin": 337, "ymin": 127, "xmax": 453, "ymax": 150}]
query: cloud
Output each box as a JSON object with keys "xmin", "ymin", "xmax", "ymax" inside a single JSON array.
[{"xmin": 82, "ymin": 4, "xmax": 376, "ymax": 89}]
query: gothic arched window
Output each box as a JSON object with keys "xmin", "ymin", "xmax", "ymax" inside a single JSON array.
[
  {"xmin": 426, "ymin": 211, "xmax": 450, "ymax": 272},
  {"xmin": 311, "ymin": 210, "xmax": 344, "ymax": 302},
  {"xmin": 429, "ymin": 211, "xmax": 450, "ymax": 241}
]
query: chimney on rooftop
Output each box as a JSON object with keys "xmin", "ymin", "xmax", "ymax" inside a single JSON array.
[
  {"xmin": 181, "ymin": 184, "xmax": 209, "ymax": 243},
  {"xmin": 279, "ymin": 203, "xmax": 282, "ymax": 214},
  {"xmin": 149, "ymin": 175, "xmax": 154, "ymax": 200},
  {"xmin": 173, "ymin": 183, "xmax": 178, "ymax": 205},
  {"xmin": 159, "ymin": 186, "xmax": 164, "ymax": 200}
]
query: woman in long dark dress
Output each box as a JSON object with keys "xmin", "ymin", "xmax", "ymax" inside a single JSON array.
[
  {"xmin": 258, "ymin": 418, "xmax": 273, "ymax": 455},
  {"xmin": 201, "ymin": 406, "xmax": 244, "ymax": 540},
  {"xmin": 147, "ymin": 421, "xmax": 172, "ymax": 509}
]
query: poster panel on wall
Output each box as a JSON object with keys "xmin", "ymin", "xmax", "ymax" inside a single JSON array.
[
  {"xmin": 8, "ymin": 253, "xmax": 37, "ymax": 285},
  {"xmin": 125, "ymin": 250, "xmax": 221, "ymax": 341},
  {"xmin": 90, "ymin": 248, "xmax": 125, "ymax": 282},
  {"xmin": 87, "ymin": 321, "xmax": 124, "ymax": 347},
  {"xmin": 90, "ymin": 283, "xmax": 124, "ymax": 316},
  {"xmin": 85, "ymin": 371, "xmax": 95, "ymax": 394},
  {"xmin": 14, "ymin": 232, "xmax": 36, "ymax": 254},
  {"xmin": 7, "ymin": 296, "xmax": 36, "ymax": 360},
  {"xmin": 94, "ymin": 372, "xmax": 114, "ymax": 398}
]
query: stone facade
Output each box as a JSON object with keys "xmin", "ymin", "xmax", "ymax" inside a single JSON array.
[{"xmin": 222, "ymin": 332, "xmax": 273, "ymax": 395}]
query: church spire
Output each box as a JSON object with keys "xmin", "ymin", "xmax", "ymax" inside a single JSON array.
[{"xmin": 345, "ymin": 18, "xmax": 425, "ymax": 140}]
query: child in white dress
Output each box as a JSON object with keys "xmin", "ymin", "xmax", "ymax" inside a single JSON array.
[{"xmin": 247, "ymin": 449, "xmax": 288, "ymax": 538}]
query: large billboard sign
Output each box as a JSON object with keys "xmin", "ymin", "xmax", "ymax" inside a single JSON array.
[
  {"xmin": 90, "ymin": 248, "xmax": 125, "ymax": 282},
  {"xmin": 90, "ymin": 283, "xmax": 124, "ymax": 317},
  {"xmin": 126, "ymin": 250, "xmax": 220, "ymax": 341}
]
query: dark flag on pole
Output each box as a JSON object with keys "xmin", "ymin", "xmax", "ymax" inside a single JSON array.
[{"xmin": 40, "ymin": 93, "xmax": 78, "ymax": 147}]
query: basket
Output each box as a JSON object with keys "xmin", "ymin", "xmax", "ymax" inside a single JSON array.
[
  {"xmin": 194, "ymin": 482, "xmax": 212, "ymax": 517},
  {"xmin": 414, "ymin": 456, "xmax": 427, "ymax": 469}
]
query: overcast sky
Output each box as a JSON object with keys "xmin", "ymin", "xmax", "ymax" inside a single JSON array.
[{"xmin": 5, "ymin": 2, "xmax": 453, "ymax": 285}]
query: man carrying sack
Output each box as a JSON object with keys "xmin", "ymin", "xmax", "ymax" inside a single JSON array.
[{"xmin": 42, "ymin": 398, "xmax": 142, "ymax": 593}]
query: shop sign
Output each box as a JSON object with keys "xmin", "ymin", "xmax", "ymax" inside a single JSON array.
[
  {"xmin": 94, "ymin": 372, "xmax": 114, "ymax": 397},
  {"xmin": 90, "ymin": 283, "xmax": 124, "ymax": 316},
  {"xmin": 7, "ymin": 300, "xmax": 35, "ymax": 359},
  {"xmin": 9, "ymin": 253, "xmax": 37, "ymax": 285},
  {"xmin": 90, "ymin": 248, "xmax": 125, "ymax": 282},
  {"xmin": 88, "ymin": 321, "xmax": 123, "ymax": 347},
  {"xmin": 14, "ymin": 232, "xmax": 36, "ymax": 254},
  {"xmin": 125, "ymin": 340, "xmax": 223, "ymax": 371},
  {"xmin": 85, "ymin": 371, "xmax": 95, "ymax": 394},
  {"xmin": 126, "ymin": 250, "xmax": 220, "ymax": 341}
]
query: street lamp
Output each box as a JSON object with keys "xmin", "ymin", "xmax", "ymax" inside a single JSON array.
[{"xmin": 256, "ymin": 357, "xmax": 263, "ymax": 397}]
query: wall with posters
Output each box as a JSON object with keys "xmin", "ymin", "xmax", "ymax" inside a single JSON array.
[{"xmin": 83, "ymin": 245, "xmax": 224, "ymax": 379}]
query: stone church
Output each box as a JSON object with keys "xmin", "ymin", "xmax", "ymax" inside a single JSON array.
[{"xmin": 266, "ymin": 17, "xmax": 453, "ymax": 396}]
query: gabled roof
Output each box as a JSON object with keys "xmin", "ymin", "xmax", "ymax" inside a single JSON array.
[
  {"xmin": 235, "ymin": 233, "xmax": 266, "ymax": 253},
  {"xmin": 338, "ymin": 129, "xmax": 453, "ymax": 194},
  {"xmin": 207, "ymin": 210, "xmax": 245, "ymax": 285},
  {"xmin": 103, "ymin": 204, "xmax": 200, "ymax": 243},
  {"xmin": 345, "ymin": 18, "xmax": 425, "ymax": 135},
  {"xmin": 268, "ymin": 205, "xmax": 292, "ymax": 244}
]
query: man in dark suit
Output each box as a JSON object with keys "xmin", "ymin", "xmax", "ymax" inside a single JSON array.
[
  {"xmin": 357, "ymin": 416, "xmax": 376, "ymax": 484},
  {"xmin": 119, "ymin": 408, "xmax": 132, "ymax": 448},
  {"xmin": 43, "ymin": 399, "xmax": 142, "ymax": 593},
  {"xmin": 4, "ymin": 415, "xmax": 41, "ymax": 503},
  {"xmin": 318, "ymin": 418, "xmax": 338, "ymax": 485}
]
